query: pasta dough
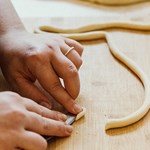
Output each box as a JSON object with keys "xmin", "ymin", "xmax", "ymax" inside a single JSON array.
[
  {"xmin": 35, "ymin": 21, "xmax": 150, "ymax": 130},
  {"xmin": 75, "ymin": 107, "xmax": 86, "ymax": 121},
  {"xmin": 82, "ymin": 0, "xmax": 148, "ymax": 5}
]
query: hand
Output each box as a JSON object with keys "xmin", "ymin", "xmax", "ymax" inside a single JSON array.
[
  {"xmin": 0, "ymin": 29, "xmax": 83, "ymax": 114},
  {"xmin": 0, "ymin": 91, "xmax": 73, "ymax": 150}
]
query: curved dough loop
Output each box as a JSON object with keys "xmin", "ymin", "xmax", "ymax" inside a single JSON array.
[
  {"xmin": 82, "ymin": 0, "xmax": 148, "ymax": 5},
  {"xmin": 35, "ymin": 22, "xmax": 150, "ymax": 130}
]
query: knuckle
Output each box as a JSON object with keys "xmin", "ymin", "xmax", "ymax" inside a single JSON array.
[
  {"xmin": 48, "ymin": 41, "xmax": 59, "ymax": 50},
  {"xmin": 57, "ymin": 123, "xmax": 67, "ymax": 136},
  {"xmin": 52, "ymin": 111, "xmax": 60, "ymax": 120},
  {"xmin": 10, "ymin": 109, "xmax": 26, "ymax": 123},
  {"xmin": 25, "ymin": 47, "xmax": 50, "ymax": 64},
  {"xmin": 42, "ymin": 118, "xmax": 50, "ymax": 131},
  {"xmin": 49, "ymin": 81, "xmax": 62, "ymax": 92},
  {"xmin": 55, "ymin": 111, "xmax": 64, "ymax": 120},
  {"xmin": 66, "ymin": 65, "xmax": 78, "ymax": 78}
]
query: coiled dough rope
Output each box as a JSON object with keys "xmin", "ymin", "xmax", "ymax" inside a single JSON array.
[{"xmin": 35, "ymin": 21, "xmax": 150, "ymax": 130}]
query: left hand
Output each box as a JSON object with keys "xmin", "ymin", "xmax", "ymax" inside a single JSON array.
[{"xmin": 0, "ymin": 29, "xmax": 83, "ymax": 114}]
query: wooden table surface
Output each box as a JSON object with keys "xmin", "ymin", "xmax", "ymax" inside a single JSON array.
[{"xmin": 1, "ymin": 9, "xmax": 150, "ymax": 150}]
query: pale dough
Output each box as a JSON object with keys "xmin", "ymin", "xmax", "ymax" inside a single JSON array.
[
  {"xmin": 75, "ymin": 107, "xmax": 86, "ymax": 121},
  {"xmin": 35, "ymin": 21, "xmax": 150, "ymax": 130},
  {"xmin": 82, "ymin": 0, "xmax": 148, "ymax": 5}
]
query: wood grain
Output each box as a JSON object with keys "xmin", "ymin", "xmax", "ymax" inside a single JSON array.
[{"xmin": 1, "ymin": 16, "xmax": 150, "ymax": 150}]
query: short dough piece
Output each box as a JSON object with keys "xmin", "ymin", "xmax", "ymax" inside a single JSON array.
[{"xmin": 75, "ymin": 107, "xmax": 86, "ymax": 121}]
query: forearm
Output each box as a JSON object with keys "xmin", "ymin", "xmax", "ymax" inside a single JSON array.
[{"xmin": 0, "ymin": 0, "xmax": 25, "ymax": 35}]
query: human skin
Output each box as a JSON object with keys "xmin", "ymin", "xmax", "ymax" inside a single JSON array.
[
  {"xmin": 0, "ymin": 29, "xmax": 83, "ymax": 113},
  {"xmin": 0, "ymin": 0, "xmax": 83, "ymax": 149},
  {"xmin": 0, "ymin": 0, "xmax": 83, "ymax": 114},
  {"xmin": 0, "ymin": 92, "xmax": 73, "ymax": 150}
]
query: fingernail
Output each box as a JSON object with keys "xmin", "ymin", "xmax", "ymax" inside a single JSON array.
[
  {"xmin": 66, "ymin": 125, "xmax": 73, "ymax": 135},
  {"xmin": 40, "ymin": 102, "xmax": 52, "ymax": 109},
  {"xmin": 73, "ymin": 103, "xmax": 82, "ymax": 114},
  {"xmin": 58, "ymin": 114, "xmax": 67, "ymax": 121}
]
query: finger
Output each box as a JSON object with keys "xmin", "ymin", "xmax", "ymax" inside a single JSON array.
[
  {"xmin": 23, "ymin": 97, "xmax": 67, "ymax": 121},
  {"xmin": 26, "ymin": 112, "xmax": 73, "ymax": 137},
  {"xmin": 51, "ymin": 52, "xmax": 81, "ymax": 99},
  {"xmin": 35, "ymin": 62, "xmax": 82, "ymax": 114},
  {"xmin": 61, "ymin": 44, "xmax": 82, "ymax": 70},
  {"xmin": 65, "ymin": 38, "xmax": 84, "ymax": 56},
  {"xmin": 14, "ymin": 77, "xmax": 52, "ymax": 109},
  {"xmin": 17, "ymin": 131, "xmax": 47, "ymax": 150}
]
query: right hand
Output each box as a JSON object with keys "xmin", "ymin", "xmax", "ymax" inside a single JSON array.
[
  {"xmin": 0, "ymin": 30, "xmax": 83, "ymax": 114},
  {"xmin": 0, "ymin": 91, "xmax": 73, "ymax": 150}
]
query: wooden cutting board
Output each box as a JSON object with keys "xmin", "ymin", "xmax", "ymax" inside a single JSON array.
[{"xmin": 1, "ymin": 15, "xmax": 150, "ymax": 150}]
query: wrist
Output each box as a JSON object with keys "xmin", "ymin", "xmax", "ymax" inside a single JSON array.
[
  {"xmin": 0, "ymin": 0, "xmax": 25, "ymax": 36},
  {"xmin": 0, "ymin": 28, "xmax": 26, "ymax": 59},
  {"xmin": 0, "ymin": 23, "xmax": 25, "ymax": 37}
]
